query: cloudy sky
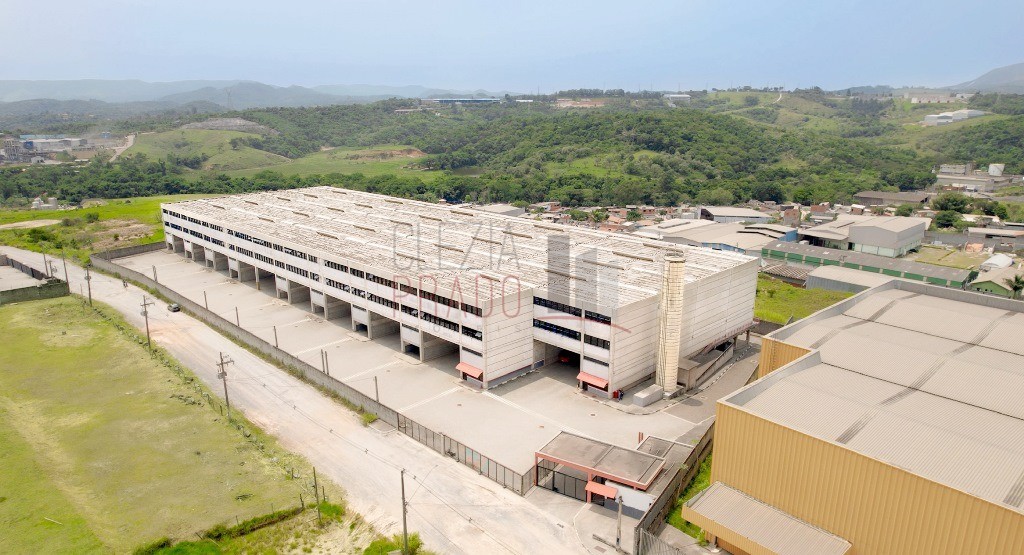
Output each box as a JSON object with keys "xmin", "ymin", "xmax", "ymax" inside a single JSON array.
[{"xmin": 3, "ymin": 0, "xmax": 1020, "ymax": 91}]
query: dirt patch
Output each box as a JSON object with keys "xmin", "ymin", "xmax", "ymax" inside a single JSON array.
[
  {"xmin": 343, "ymin": 148, "xmax": 425, "ymax": 161},
  {"xmin": 0, "ymin": 219, "xmax": 62, "ymax": 230},
  {"xmin": 89, "ymin": 219, "xmax": 155, "ymax": 251}
]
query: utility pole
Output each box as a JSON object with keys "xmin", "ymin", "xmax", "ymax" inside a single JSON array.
[
  {"xmin": 235, "ymin": 306, "xmax": 240, "ymax": 327},
  {"xmin": 616, "ymin": 495, "xmax": 623, "ymax": 550},
  {"xmin": 401, "ymin": 469, "xmax": 409, "ymax": 555},
  {"xmin": 204, "ymin": 290, "xmax": 209, "ymax": 310},
  {"xmin": 140, "ymin": 296, "xmax": 155, "ymax": 349},
  {"xmin": 217, "ymin": 352, "xmax": 234, "ymax": 416},
  {"xmin": 273, "ymin": 325, "xmax": 278, "ymax": 348},
  {"xmin": 60, "ymin": 249, "xmax": 69, "ymax": 284},
  {"xmin": 152, "ymin": 265, "xmax": 158, "ymax": 283},
  {"xmin": 84, "ymin": 264, "xmax": 93, "ymax": 306},
  {"xmin": 374, "ymin": 376, "xmax": 380, "ymax": 403},
  {"xmin": 313, "ymin": 467, "xmax": 320, "ymax": 504},
  {"xmin": 43, "ymin": 252, "xmax": 51, "ymax": 277}
]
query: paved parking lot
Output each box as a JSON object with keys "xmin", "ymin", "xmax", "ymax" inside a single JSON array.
[
  {"xmin": 0, "ymin": 265, "xmax": 45, "ymax": 291},
  {"xmin": 120, "ymin": 250, "xmax": 700, "ymax": 472}
]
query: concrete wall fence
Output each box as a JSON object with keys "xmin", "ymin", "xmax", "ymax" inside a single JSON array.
[
  {"xmin": 634, "ymin": 422, "xmax": 716, "ymax": 555},
  {"xmin": 0, "ymin": 254, "xmax": 71, "ymax": 305},
  {"xmin": 90, "ymin": 243, "xmax": 531, "ymax": 496}
]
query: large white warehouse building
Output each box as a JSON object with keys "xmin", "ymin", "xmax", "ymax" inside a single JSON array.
[{"xmin": 161, "ymin": 187, "xmax": 758, "ymax": 396}]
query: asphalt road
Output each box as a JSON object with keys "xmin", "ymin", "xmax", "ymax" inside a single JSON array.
[{"xmin": 2, "ymin": 247, "xmax": 587, "ymax": 555}]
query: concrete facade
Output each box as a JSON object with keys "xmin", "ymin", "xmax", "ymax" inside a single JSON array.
[{"xmin": 161, "ymin": 187, "xmax": 758, "ymax": 396}]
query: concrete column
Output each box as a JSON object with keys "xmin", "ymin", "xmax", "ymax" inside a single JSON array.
[
  {"xmin": 655, "ymin": 255, "xmax": 686, "ymax": 395},
  {"xmin": 212, "ymin": 251, "xmax": 229, "ymax": 271},
  {"xmin": 323, "ymin": 294, "xmax": 349, "ymax": 320},
  {"xmin": 367, "ymin": 311, "xmax": 399, "ymax": 339}
]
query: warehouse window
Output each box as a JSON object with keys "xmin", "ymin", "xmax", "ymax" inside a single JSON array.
[
  {"xmin": 461, "ymin": 326, "xmax": 483, "ymax": 341},
  {"xmin": 584, "ymin": 335, "xmax": 610, "ymax": 350},
  {"xmin": 533, "ymin": 297, "xmax": 582, "ymax": 317},
  {"xmin": 533, "ymin": 319, "xmax": 581, "ymax": 340}
]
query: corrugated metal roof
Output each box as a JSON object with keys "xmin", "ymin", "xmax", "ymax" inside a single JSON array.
[
  {"xmin": 733, "ymin": 283, "xmax": 1024, "ymax": 514},
  {"xmin": 701, "ymin": 206, "xmax": 770, "ymax": 219},
  {"xmin": 686, "ymin": 482, "xmax": 852, "ymax": 555},
  {"xmin": 807, "ymin": 265, "xmax": 899, "ymax": 288},
  {"xmin": 762, "ymin": 241, "xmax": 971, "ymax": 282}
]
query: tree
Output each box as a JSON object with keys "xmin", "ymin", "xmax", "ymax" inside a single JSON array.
[
  {"xmin": 626, "ymin": 209, "xmax": 642, "ymax": 221},
  {"xmin": 895, "ymin": 204, "xmax": 915, "ymax": 217},
  {"xmin": 751, "ymin": 182, "xmax": 786, "ymax": 203},
  {"xmin": 696, "ymin": 188, "xmax": 735, "ymax": 206},
  {"xmin": 881, "ymin": 170, "xmax": 936, "ymax": 192},
  {"xmin": 978, "ymin": 200, "xmax": 1009, "ymax": 220},
  {"xmin": 744, "ymin": 95, "xmax": 760, "ymax": 107},
  {"xmin": 590, "ymin": 209, "xmax": 609, "ymax": 222},
  {"xmin": 931, "ymin": 192, "xmax": 970, "ymax": 213},
  {"xmin": 1003, "ymin": 274, "xmax": 1024, "ymax": 299},
  {"xmin": 567, "ymin": 209, "xmax": 589, "ymax": 221},
  {"xmin": 934, "ymin": 210, "xmax": 962, "ymax": 229}
]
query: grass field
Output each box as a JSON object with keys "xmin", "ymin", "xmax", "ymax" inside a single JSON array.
[
  {"xmin": 127, "ymin": 129, "xmax": 440, "ymax": 180},
  {"xmin": 130, "ymin": 130, "xmax": 289, "ymax": 173},
  {"xmin": 0, "ymin": 194, "xmax": 216, "ymax": 262},
  {"xmin": 0, "ymin": 297, "xmax": 307, "ymax": 553},
  {"xmin": 905, "ymin": 244, "xmax": 991, "ymax": 269},
  {"xmin": 754, "ymin": 275, "xmax": 852, "ymax": 324},
  {"xmin": 224, "ymin": 145, "xmax": 440, "ymax": 181}
]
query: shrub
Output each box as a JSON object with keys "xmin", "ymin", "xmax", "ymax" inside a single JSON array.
[
  {"xmin": 85, "ymin": 212, "xmax": 100, "ymax": 223},
  {"xmin": 363, "ymin": 533, "xmax": 423, "ymax": 555},
  {"xmin": 318, "ymin": 501, "xmax": 345, "ymax": 520},
  {"xmin": 203, "ymin": 506, "xmax": 303, "ymax": 540},
  {"xmin": 361, "ymin": 412, "xmax": 378, "ymax": 426},
  {"xmin": 133, "ymin": 537, "xmax": 173, "ymax": 555}
]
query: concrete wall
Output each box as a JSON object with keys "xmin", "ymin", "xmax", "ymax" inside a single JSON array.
[
  {"xmin": 482, "ymin": 286, "xmax": 535, "ymax": 384},
  {"xmin": 0, "ymin": 255, "xmax": 71, "ymax": 305},
  {"xmin": 0, "ymin": 277, "xmax": 70, "ymax": 305}
]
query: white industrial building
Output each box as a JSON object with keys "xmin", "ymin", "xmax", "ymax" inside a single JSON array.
[
  {"xmin": 798, "ymin": 215, "xmax": 930, "ymax": 258},
  {"xmin": 698, "ymin": 206, "xmax": 773, "ymax": 224},
  {"xmin": 161, "ymin": 187, "xmax": 758, "ymax": 397}
]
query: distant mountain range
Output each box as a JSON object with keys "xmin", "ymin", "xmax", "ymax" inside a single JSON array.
[
  {"xmin": 840, "ymin": 62, "xmax": 1024, "ymax": 95},
  {"xmin": 947, "ymin": 62, "xmax": 1024, "ymax": 94},
  {"xmin": 0, "ymin": 79, "xmax": 515, "ymax": 108}
]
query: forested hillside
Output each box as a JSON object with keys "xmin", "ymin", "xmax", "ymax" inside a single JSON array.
[{"xmin": 2, "ymin": 96, "xmax": 1022, "ymax": 208}]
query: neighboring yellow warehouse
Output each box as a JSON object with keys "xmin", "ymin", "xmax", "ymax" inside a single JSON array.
[{"xmin": 683, "ymin": 280, "xmax": 1024, "ymax": 555}]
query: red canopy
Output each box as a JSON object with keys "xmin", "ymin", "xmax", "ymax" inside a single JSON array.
[
  {"xmin": 456, "ymin": 362, "xmax": 483, "ymax": 380},
  {"xmin": 585, "ymin": 481, "xmax": 618, "ymax": 499},
  {"xmin": 577, "ymin": 371, "xmax": 609, "ymax": 390}
]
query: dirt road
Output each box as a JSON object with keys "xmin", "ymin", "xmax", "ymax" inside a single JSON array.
[
  {"xmin": 109, "ymin": 133, "xmax": 136, "ymax": 162},
  {"xmin": 1, "ymin": 247, "xmax": 586, "ymax": 555}
]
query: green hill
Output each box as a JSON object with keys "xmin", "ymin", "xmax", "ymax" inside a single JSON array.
[{"xmin": 128, "ymin": 129, "xmax": 289, "ymax": 172}]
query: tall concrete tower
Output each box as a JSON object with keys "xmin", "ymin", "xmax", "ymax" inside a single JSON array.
[{"xmin": 655, "ymin": 255, "xmax": 686, "ymax": 395}]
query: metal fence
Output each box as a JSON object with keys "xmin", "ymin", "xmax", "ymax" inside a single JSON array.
[
  {"xmin": 91, "ymin": 244, "xmax": 531, "ymax": 497},
  {"xmin": 535, "ymin": 458, "xmax": 588, "ymax": 501},
  {"xmin": 398, "ymin": 413, "xmax": 531, "ymax": 495},
  {"xmin": 637, "ymin": 528, "xmax": 685, "ymax": 555}
]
